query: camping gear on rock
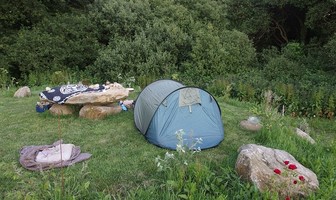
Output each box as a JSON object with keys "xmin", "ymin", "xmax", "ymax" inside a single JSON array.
[
  {"xmin": 35, "ymin": 101, "xmax": 52, "ymax": 113},
  {"xmin": 134, "ymin": 80, "xmax": 224, "ymax": 150},
  {"xmin": 39, "ymin": 83, "xmax": 106, "ymax": 104}
]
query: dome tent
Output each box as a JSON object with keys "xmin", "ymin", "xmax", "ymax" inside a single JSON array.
[{"xmin": 134, "ymin": 80, "xmax": 224, "ymax": 150}]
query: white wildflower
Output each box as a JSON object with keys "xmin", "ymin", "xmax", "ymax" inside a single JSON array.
[
  {"xmin": 176, "ymin": 144, "xmax": 185, "ymax": 153},
  {"xmin": 155, "ymin": 156, "xmax": 161, "ymax": 163},
  {"xmin": 195, "ymin": 137, "xmax": 203, "ymax": 144},
  {"xmin": 175, "ymin": 129, "xmax": 185, "ymax": 142},
  {"xmin": 165, "ymin": 152, "xmax": 174, "ymax": 159}
]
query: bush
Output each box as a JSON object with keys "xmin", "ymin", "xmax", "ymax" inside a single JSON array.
[
  {"xmin": 4, "ymin": 13, "xmax": 99, "ymax": 85},
  {"xmin": 323, "ymin": 33, "xmax": 336, "ymax": 72},
  {"xmin": 88, "ymin": 0, "xmax": 153, "ymax": 44},
  {"xmin": 90, "ymin": 32, "xmax": 176, "ymax": 83},
  {"xmin": 0, "ymin": 68, "xmax": 10, "ymax": 88},
  {"xmin": 182, "ymin": 28, "xmax": 256, "ymax": 87}
]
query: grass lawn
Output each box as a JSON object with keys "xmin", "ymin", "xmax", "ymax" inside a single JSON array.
[{"xmin": 0, "ymin": 87, "xmax": 335, "ymax": 199}]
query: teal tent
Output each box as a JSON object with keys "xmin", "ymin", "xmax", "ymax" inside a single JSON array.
[{"xmin": 134, "ymin": 80, "xmax": 224, "ymax": 150}]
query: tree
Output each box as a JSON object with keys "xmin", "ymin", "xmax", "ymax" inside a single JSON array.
[
  {"xmin": 227, "ymin": 0, "xmax": 336, "ymax": 49},
  {"xmin": 0, "ymin": 0, "xmax": 47, "ymax": 34},
  {"xmin": 0, "ymin": 0, "xmax": 94, "ymax": 34},
  {"xmin": 88, "ymin": 0, "xmax": 154, "ymax": 45},
  {"xmin": 4, "ymin": 13, "xmax": 99, "ymax": 83},
  {"xmin": 322, "ymin": 33, "xmax": 336, "ymax": 72},
  {"xmin": 182, "ymin": 26, "xmax": 256, "ymax": 87}
]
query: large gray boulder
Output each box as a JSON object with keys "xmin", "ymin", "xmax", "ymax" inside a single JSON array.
[{"xmin": 235, "ymin": 144, "xmax": 319, "ymax": 198}]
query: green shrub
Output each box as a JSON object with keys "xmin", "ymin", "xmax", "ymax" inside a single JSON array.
[
  {"xmin": 182, "ymin": 28, "xmax": 256, "ymax": 87},
  {"xmin": 90, "ymin": 32, "xmax": 175, "ymax": 82},
  {"xmin": 322, "ymin": 33, "xmax": 336, "ymax": 72},
  {"xmin": 207, "ymin": 77, "xmax": 232, "ymax": 99},
  {"xmin": 4, "ymin": 13, "xmax": 99, "ymax": 84},
  {"xmin": 0, "ymin": 68, "xmax": 10, "ymax": 88},
  {"xmin": 89, "ymin": 0, "xmax": 153, "ymax": 44}
]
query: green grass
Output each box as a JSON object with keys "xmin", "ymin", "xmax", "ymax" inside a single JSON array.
[{"xmin": 0, "ymin": 87, "xmax": 335, "ymax": 199}]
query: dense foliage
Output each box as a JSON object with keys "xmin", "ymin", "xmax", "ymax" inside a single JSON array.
[{"xmin": 1, "ymin": 0, "xmax": 335, "ymax": 117}]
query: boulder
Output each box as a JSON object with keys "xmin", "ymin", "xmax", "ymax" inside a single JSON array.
[
  {"xmin": 49, "ymin": 104, "xmax": 74, "ymax": 116},
  {"xmin": 79, "ymin": 104, "xmax": 122, "ymax": 119},
  {"xmin": 296, "ymin": 128, "xmax": 316, "ymax": 144},
  {"xmin": 14, "ymin": 86, "xmax": 31, "ymax": 98},
  {"xmin": 235, "ymin": 144, "xmax": 319, "ymax": 198},
  {"xmin": 65, "ymin": 87, "xmax": 129, "ymax": 105},
  {"xmin": 240, "ymin": 116, "xmax": 262, "ymax": 131}
]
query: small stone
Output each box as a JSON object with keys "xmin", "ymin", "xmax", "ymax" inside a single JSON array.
[
  {"xmin": 240, "ymin": 120, "xmax": 262, "ymax": 131},
  {"xmin": 14, "ymin": 86, "xmax": 31, "ymax": 98},
  {"xmin": 296, "ymin": 128, "xmax": 316, "ymax": 144}
]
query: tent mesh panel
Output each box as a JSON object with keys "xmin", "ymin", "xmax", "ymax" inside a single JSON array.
[{"xmin": 179, "ymin": 88, "xmax": 201, "ymax": 107}]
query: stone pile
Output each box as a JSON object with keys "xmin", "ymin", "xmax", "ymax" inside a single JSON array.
[{"xmin": 39, "ymin": 82, "xmax": 133, "ymax": 119}]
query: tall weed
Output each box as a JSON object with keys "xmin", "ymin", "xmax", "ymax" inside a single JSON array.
[{"xmin": 2, "ymin": 162, "xmax": 108, "ymax": 199}]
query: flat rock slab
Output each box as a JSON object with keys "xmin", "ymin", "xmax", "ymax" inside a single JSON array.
[
  {"xmin": 65, "ymin": 88, "xmax": 129, "ymax": 105},
  {"xmin": 39, "ymin": 83, "xmax": 129, "ymax": 105}
]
